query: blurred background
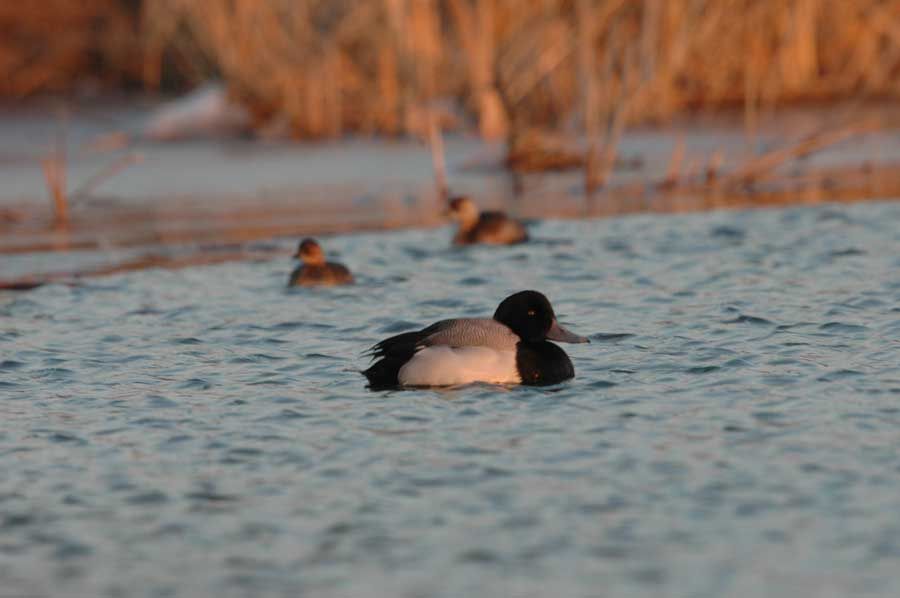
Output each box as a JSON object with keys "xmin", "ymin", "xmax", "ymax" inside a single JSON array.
[
  {"xmin": 3, "ymin": 0, "xmax": 900, "ymax": 282},
  {"xmin": 6, "ymin": 0, "xmax": 900, "ymax": 135}
]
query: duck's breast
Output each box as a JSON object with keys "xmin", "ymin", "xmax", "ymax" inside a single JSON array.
[
  {"xmin": 398, "ymin": 346, "xmax": 521, "ymax": 386},
  {"xmin": 516, "ymin": 341, "xmax": 574, "ymax": 385}
]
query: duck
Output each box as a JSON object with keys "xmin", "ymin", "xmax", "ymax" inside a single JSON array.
[
  {"xmin": 447, "ymin": 195, "xmax": 529, "ymax": 245},
  {"xmin": 363, "ymin": 290, "xmax": 588, "ymax": 388},
  {"xmin": 287, "ymin": 238, "xmax": 354, "ymax": 287}
]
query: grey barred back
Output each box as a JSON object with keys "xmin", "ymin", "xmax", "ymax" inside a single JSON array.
[{"xmin": 420, "ymin": 318, "xmax": 519, "ymax": 351}]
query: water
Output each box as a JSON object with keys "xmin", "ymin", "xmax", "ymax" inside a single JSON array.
[{"xmin": 2, "ymin": 201, "xmax": 900, "ymax": 597}]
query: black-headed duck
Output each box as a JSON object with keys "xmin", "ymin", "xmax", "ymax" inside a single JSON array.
[{"xmin": 363, "ymin": 290, "xmax": 588, "ymax": 388}]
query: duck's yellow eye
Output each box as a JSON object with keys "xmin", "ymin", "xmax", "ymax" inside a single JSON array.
[{"xmin": 527, "ymin": 309, "xmax": 536, "ymax": 316}]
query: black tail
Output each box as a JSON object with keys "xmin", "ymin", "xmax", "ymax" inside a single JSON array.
[
  {"xmin": 363, "ymin": 326, "xmax": 437, "ymax": 390},
  {"xmin": 362, "ymin": 357, "xmax": 409, "ymax": 390},
  {"xmin": 363, "ymin": 320, "xmax": 459, "ymax": 389},
  {"xmin": 365, "ymin": 329, "xmax": 428, "ymax": 360}
]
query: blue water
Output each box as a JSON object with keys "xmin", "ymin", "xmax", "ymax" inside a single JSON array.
[{"xmin": 2, "ymin": 202, "xmax": 900, "ymax": 597}]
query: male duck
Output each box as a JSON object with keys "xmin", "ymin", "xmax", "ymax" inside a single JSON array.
[
  {"xmin": 448, "ymin": 195, "xmax": 529, "ymax": 245},
  {"xmin": 363, "ymin": 290, "xmax": 588, "ymax": 388},
  {"xmin": 288, "ymin": 238, "xmax": 354, "ymax": 287}
]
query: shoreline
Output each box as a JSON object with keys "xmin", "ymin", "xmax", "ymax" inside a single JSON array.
[
  {"xmin": 3, "ymin": 100, "xmax": 900, "ymax": 287},
  {"xmin": 3, "ymin": 181, "xmax": 898, "ymax": 290}
]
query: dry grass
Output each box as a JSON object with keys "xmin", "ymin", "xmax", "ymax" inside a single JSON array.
[
  {"xmin": 0, "ymin": 0, "xmax": 141, "ymax": 96},
  {"xmin": 9, "ymin": 2, "xmax": 900, "ymax": 131},
  {"xmin": 5, "ymin": 1, "xmax": 900, "ymax": 136},
  {"xmin": 38, "ymin": 108, "xmax": 143, "ymax": 228},
  {"xmin": 143, "ymin": 0, "xmax": 900, "ymax": 137}
]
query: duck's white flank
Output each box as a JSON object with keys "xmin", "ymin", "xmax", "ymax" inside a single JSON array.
[{"xmin": 398, "ymin": 346, "xmax": 521, "ymax": 386}]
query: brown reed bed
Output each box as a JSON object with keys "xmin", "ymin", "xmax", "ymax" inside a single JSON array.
[
  {"xmin": 6, "ymin": 1, "xmax": 900, "ymax": 136},
  {"xmin": 0, "ymin": 0, "xmax": 142, "ymax": 97},
  {"xmin": 139, "ymin": 0, "xmax": 900, "ymax": 137}
]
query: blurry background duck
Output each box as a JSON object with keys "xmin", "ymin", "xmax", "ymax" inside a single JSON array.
[
  {"xmin": 287, "ymin": 238, "xmax": 354, "ymax": 287},
  {"xmin": 447, "ymin": 196, "xmax": 529, "ymax": 245},
  {"xmin": 363, "ymin": 290, "xmax": 588, "ymax": 389}
]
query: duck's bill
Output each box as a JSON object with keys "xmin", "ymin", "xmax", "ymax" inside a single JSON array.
[{"xmin": 547, "ymin": 319, "xmax": 590, "ymax": 343}]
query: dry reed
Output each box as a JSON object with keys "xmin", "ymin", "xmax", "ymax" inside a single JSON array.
[
  {"xmin": 427, "ymin": 110, "xmax": 449, "ymax": 201},
  {"xmin": 38, "ymin": 107, "xmax": 144, "ymax": 225},
  {"xmin": 0, "ymin": 0, "xmax": 141, "ymax": 96},
  {"xmin": 5, "ymin": 1, "xmax": 900, "ymax": 139},
  {"xmin": 41, "ymin": 110, "xmax": 69, "ymax": 226}
]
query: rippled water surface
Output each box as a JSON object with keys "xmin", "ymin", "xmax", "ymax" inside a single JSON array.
[{"xmin": 2, "ymin": 202, "xmax": 900, "ymax": 597}]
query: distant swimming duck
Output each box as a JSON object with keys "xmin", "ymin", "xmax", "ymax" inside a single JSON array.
[
  {"xmin": 363, "ymin": 290, "xmax": 588, "ymax": 388},
  {"xmin": 288, "ymin": 238, "xmax": 354, "ymax": 287},
  {"xmin": 447, "ymin": 195, "xmax": 529, "ymax": 245}
]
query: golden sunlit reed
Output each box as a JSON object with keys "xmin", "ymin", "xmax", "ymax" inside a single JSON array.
[{"xmin": 4, "ymin": 0, "xmax": 900, "ymax": 140}]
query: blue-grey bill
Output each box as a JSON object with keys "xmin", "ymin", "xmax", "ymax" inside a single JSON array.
[{"xmin": 547, "ymin": 319, "xmax": 590, "ymax": 343}]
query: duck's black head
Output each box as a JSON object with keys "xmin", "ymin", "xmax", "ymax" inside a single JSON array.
[
  {"xmin": 295, "ymin": 238, "xmax": 325, "ymax": 265},
  {"xmin": 493, "ymin": 290, "xmax": 589, "ymax": 344}
]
